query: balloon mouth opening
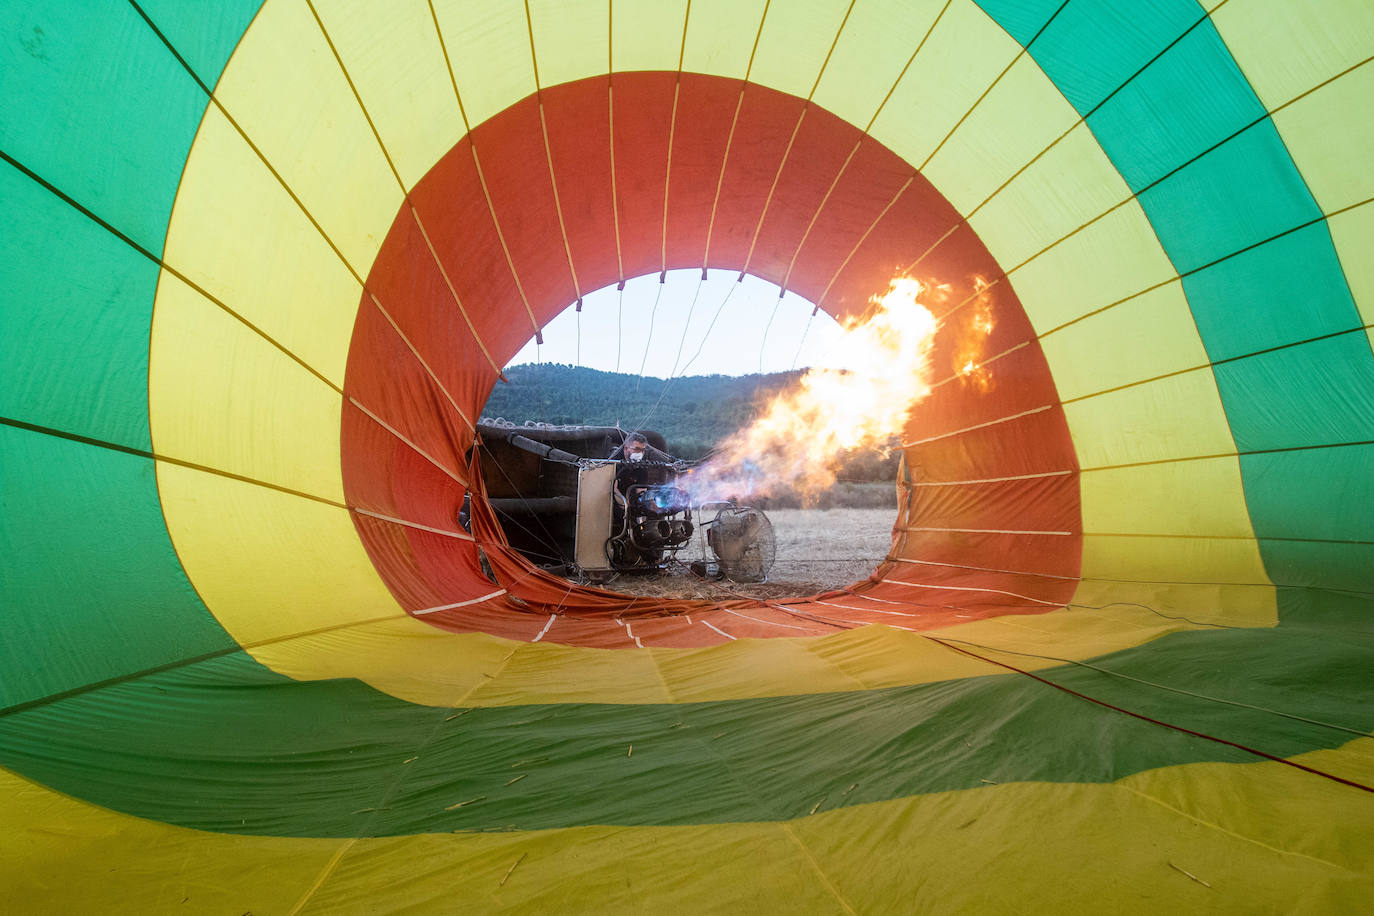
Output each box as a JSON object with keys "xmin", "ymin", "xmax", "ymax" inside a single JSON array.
[
  {"xmin": 471, "ymin": 273, "xmax": 906, "ymax": 600},
  {"xmin": 338, "ymin": 71, "xmax": 1083, "ymax": 641}
]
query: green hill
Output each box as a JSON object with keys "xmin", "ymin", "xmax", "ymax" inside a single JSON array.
[
  {"xmin": 481, "ymin": 364, "xmax": 804, "ymax": 461},
  {"xmin": 481, "ymin": 364, "xmax": 900, "ymax": 500}
]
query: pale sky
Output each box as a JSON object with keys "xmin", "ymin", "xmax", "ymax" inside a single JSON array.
[{"xmin": 508, "ymin": 269, "xmax": 846, "ymax": 377}]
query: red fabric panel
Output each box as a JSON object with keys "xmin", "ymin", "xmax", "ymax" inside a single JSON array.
[
  {"xmin": 367, "ymin": 180, "xmax": 497, "ymax": 397},
  {"xmin": 664, "ymin": 73, "xmax": 741, "ymax": 270},
  {"xmin": 904, "ymin": 348, "xmax": 1061, "ymax": 443},
  {"xmin": 417, "ymin": 600, "xmax": 552, "ymax": 639},
  {"xmin": 703, "ymin": 84, "xmax": 808, "ymax": 272},
  {"xmin": 609, "ymin": 72, "xmax": 678, "ymax": 281},
  {"xmin": 540, "ymin": 616, "xmax": 643, "ymax": 648},
  {"xmin": 785, "ymin": 135, "xmax": 921, "ymax": 302},
  {"xmin": 820, "ymin": 174, "xmax": 963, "ymax": 319},
  {"xmin": 468, "ymin": 95, "xmax": 580, "ymax": 329},
  {"xmin": 540, "ymin": 77, "xmax": 621, "ymax": 293},
  {"xmin": 606, "ymin": 614, "xmax": 713, "ymax": 648},
  {"xmin": 349, "ymin": 513, "xmax": 450, "ymax": 610},
  {"xmin": 340, "ymin": 71, "xmax": 1083, "ymax": 648},
  {"xmin": 910, "ymin": 473, "xmax": 1081, "ymax": 535},
  {"xmin": 908, "ymin": 410, "xmax": 1077, "ymax": 482},
  {"xmin": 407, "ymin": 140, "xmax": 534, "ymax": 364},
  {"xmin": 340, "ymin": 402, "xmax": 466, "ymax": 523},
  {"xmin": 343, "ymin": 298, "xmax": 475, "ymax": 470},
  {"xmin": 886, "ymin": 528, "xmax": 1081, "ymax": 583},
  {"xmin": 916, "ymin": 224, "xmax": 1005, "ymax": 299},
  {"xmin": 745, "ymin": 105, "xmax": 862, "ymax": 283}
]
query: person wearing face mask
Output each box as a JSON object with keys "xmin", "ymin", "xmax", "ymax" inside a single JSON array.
[{"xmin": 609, "ymin": 431, "xmax": 671, "ymax": 463}]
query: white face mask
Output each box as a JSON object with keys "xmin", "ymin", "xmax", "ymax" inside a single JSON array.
[{"xmin": 628, "ymin": 450, "xmax": 645, "ymax": 462}]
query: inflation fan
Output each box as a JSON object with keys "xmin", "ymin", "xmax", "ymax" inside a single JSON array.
[{"xmin": 702, "ymin": 503, "xmax": 776, "ymax": 583}]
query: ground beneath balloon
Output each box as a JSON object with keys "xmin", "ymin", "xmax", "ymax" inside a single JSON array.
[{"xmin": 600, "ymin": 508, "xmax": 896, "ymax": 602}]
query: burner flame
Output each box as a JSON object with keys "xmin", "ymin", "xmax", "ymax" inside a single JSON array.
[{"xmin": 684, "ymin": 277, "xmax": 940, "ymax": 505}]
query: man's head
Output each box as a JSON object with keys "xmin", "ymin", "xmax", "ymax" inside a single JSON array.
[{"xmin": 625, "ymin": 433, "xmax": 648, "ymax": 461}]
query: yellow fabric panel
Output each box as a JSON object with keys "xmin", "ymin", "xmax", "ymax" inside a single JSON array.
[
  {"xmin": 793, "ymin": 748, "xmax": 1374, "ymax": 916},
  {"xmin": 680, "ymin": 0, "xmax": 768, "ymax": 79},
  {"xmin": 868, "ymin": 0, "xmax": 1020, "ymax": 168},
  {"xmin": 1066, "ymin": 578, "xmax": 1275, "ymax": 629},
  {"xmin": 924, "ymin": 55, "xmax": 1080, "ymax": 216},
  {"xmin": 611, "ymin": 0, "xmax": 687, "ymax": 73},
  {"xmin": 1080, "ymin": 457, "xmax": 1256, "ymax": 538},
  {"xmin": 1081, "ymin": 533, "xmax": 1269, "ymax": 585},
  {"xmin": 212, "ymin": 0, "xmax": 401, "ymax": 274},
  {"xmin": 1212, "ymin": 0, "xmax": 1374, "ymax": 109},
  {"xmin": 149, "ymin": 272, "xmax": 346, "ymax": 502},
  {"xmin": 747, "ymin": 0, "xmax": 853, "ymax": 100},
  {"xmin": 300, "ymin": 822, "xmax": 848, "ymax": 914},
  {"xmin": 157, "ymin": 463, "xmax": 403, "ymax": 646},
  {"xmin": 1064, "ymin": 370, "xmax": 1236, "ymax": 468},
  {"xmin": 1039, "ymin": 283, "xmax": 1208, "ymax": 401},
  {"xmin": 430, "ymin": 0, "xmax": 538, "ymax": 130},
  {"xmin": 1328, "ymin": 203, "xmax": 1374, "ymax": 345},
  {"xmin": 970, "ymin": 122, "xmax": 1136, "ymax": 272},
  {"xmin": 251, "ymin": 617, "xmax": 517, "ymax": 707},
  {"xmin": 310, "ymin": 0, "xmax": 466, "ymax": 190},
  {"xmin": 1011, "ymin": 196, "xmax": 1177, "ymax": 334},
  {"xmin": 527, "ymin": 0, "xmax": 608, "ymax": 89},
  {"xmin": 465, "ymin": 640, "xmax": 674, "ymax": 706},
  {"xmin": 161, "ymin": 106, "xmax": 362, "ymax": 387},
  {"xmin": 927, "ymin": 595, "xmax": 1265, "ymax": 659},
  {"xmin": 9, "ymin": 743, "xmax": 1367, "ymax": 914},
  {"xmin": 804, "ymin": 620, "xmax": 1000, "ymax": 688},
  {"xmin": 230, "ymin": 600, "xmax": 1243, "ymax": 708},
  {"xmin": 810, "ymin": 0, "xmax": 945, "ymax": 130},
  {"xmin": 1122, "ymin": 744, "xmax": 1374, "ymax": 885},
  {"xmin": 0, "ymin": 769, "xmax": 346, "ymax": 915},
  {"xmin": 655, "ymin": 631, "xmax": 874, "ymax": 703},
  {"xmin": 1272, "ymin": 64, "xmax": 1374, "ymax": 214}
]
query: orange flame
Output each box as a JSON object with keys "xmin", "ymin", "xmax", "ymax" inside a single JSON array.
[
  {"xmin": 684, "ymin": 277, "xmax": 939, "ymax": 504},
  {"xmin": 951, "ymin": 276, "xmax": 996, "ymax": 393}
]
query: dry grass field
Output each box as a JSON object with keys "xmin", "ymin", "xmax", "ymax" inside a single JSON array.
[{"xmin": 601, "ymin": 507, "xmax": 898, "ymax": 602}]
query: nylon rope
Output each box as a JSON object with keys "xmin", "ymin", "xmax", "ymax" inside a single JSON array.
[
  {"xmin": 789, "ymin": 308, "xmax": 817, "ymax": 371},
  {"xmin": 626, "ymin": 273, "xmax": 717, "ymax": 439},
  {"xmin": 635, "ymin": 277, "xmax": 668, "ymax": 391},
  {"xmin": 757, "ymin": 294, "xmax": 784, "ymax": 373},
  {"xmin": 922, "ymin": 633, "xmax": 1374, "ymax": 796}
]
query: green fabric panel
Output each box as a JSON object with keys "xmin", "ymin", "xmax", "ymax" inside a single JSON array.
[
  {"xmin": 978, "ymin": 0, "xmax": 1211, "ymax": 118},
  {"xmin": 1214, "ymin": 334, "xmax": 1374, "ymax": 452},
  {"xmin": 1243, "ymin": 443, "xmax": 1374, "ymax": 539},
  {"xmin": 0, "ymin": 163, "xmax": 157, "ymax": 449},
  {"xmin": 973, "ymin": 0, "xmax": 1060, "ymax": 48},
  {"xmin": 1136, "ymin": 120, "xmax": 1320, "ymax": 275},
  {"xmin": 1038, "ymin": 0, "xmax": 1203, "ymax": 116},
  {"xmin": 1, "ymin": 619, "xmax": 1367, "ymax": 838},
  {"xmin": 135, "ymin": 0, "xmax": 264, "ymax": 91},
  {"xmin": 1259, "ymin": 542, "xmax": 1374, "ymax": 594},
  {"xmin": 1038, "ymin": 624, "xmax": 1374, "ymax": 743},
  {"xmin": 1183, "ymin": 222, "xmax": 1361, "ymax": 363},
  {"xmin": 1086, "ymin": 20, "xmax": 1264, "ymax": 190},
  {"xmin": 1242, "ymin": 443, "xmax": 1374, "ymax": 592},
  {"xmin": 0, "ymin": 425, "xmax": 237, "ymax": 709},
  {"xmin": 1027, "ymin": 0, "xmax": 1203, "ymax": 116},
  {"xmin": 0, "ymin": 0, "xmax": 208, "ymax": 253},
  {"xmin": 1277, "ymin": 584, "xmax": 1374, "ymax": 631}
]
